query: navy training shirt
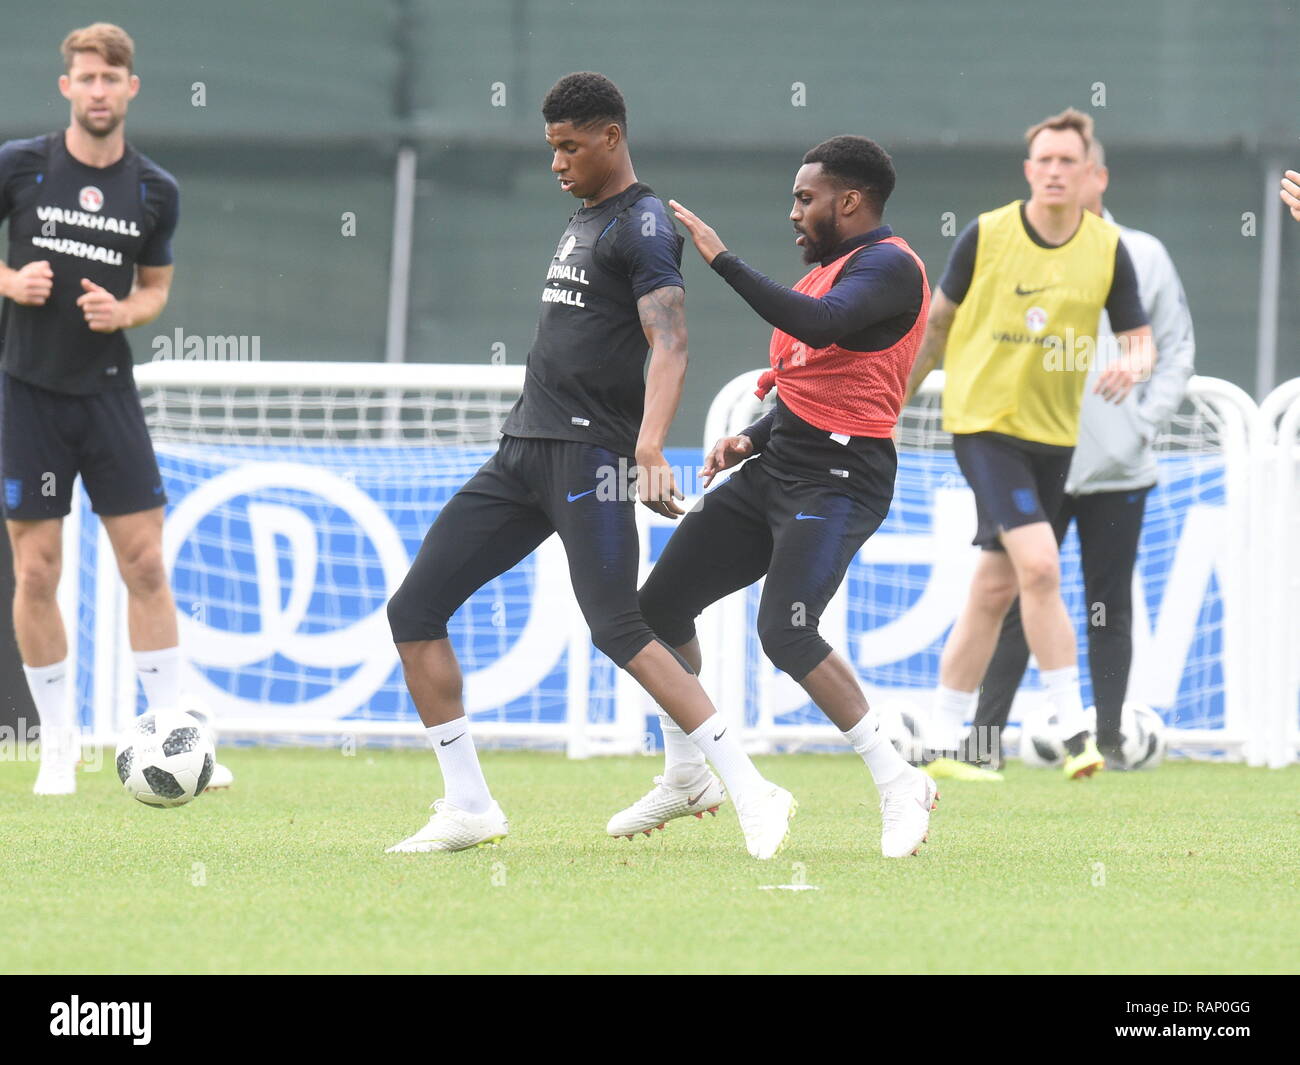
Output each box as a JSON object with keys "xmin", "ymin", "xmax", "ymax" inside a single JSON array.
[
  {"xmin": 501, "ymin": 181, "xmax": 684, "ymax": 459},
  {"xmin": 0, "ymin": 132, "xmax": 179, "ymax": 394}
]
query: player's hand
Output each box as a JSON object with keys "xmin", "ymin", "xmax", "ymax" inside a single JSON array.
[
  {"xmin": 1095, "ymin": 362, "xmax": 1140, "ymax": 403},
  {"xmin": 701, "ymin": 434, "xmax": 753, "ymax": 487},
  {"xmin": 1281, "ymin": 170, "xmax": 1300, "ymax": 223},
  {"xmin": 77, "ymin": 278, "xmax": 127, "ymax": 333},
  {"xmin": 667, "ymin": 199, "xmax": 727, "ymax": 265},
  {"xmin": 4, "ymin": 260, "xmax": 54, "ymax": 306},
  {"xmin": 635, "ymin": 446, "xmax": 686, "ymax": 519}
]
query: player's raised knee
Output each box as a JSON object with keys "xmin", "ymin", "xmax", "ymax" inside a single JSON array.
[
  {"xmin": 387, "ymin": 586, "xmax": 448, "ymax": 645},
  {"xmin": 757, "ymin": 617, "xmax": 829, "ymax": 680}
]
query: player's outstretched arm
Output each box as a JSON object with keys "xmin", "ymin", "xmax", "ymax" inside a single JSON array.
[
  {"xmin": 904, "ymin": 288, "xmax": 957, "ymax": 405},
  {"xmin": 76, "ymin": 264, "xmax": 173, "ymax": 333},
  {"xmin": 636, "ymin": 284, "xmax": 688, "ymax": 519},
  {"xmin": 1281, "ymin": 170, "xmax": 1300, "ymax": 222}
]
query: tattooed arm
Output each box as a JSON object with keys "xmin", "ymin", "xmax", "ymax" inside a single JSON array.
[{"xmin": 636, "ymin": 283, "xmax": 688, "ymax": 519}]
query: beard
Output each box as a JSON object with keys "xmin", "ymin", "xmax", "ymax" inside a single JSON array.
[
  {"xmin": 75, "ymin": 107, "xmax": 123, "ymax": 139},
  {"xmin": 799, "ymin": 207, "xmax": 840, "ymax": 264}
]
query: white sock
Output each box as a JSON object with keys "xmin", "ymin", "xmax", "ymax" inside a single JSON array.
[
  {"xmin": 688, "ymin": 714, "xmax": 766, "ymax": 800},
  {"xmin": 426, "ymin": 717, "xmax": 492, "ymax": 815},
  {"xmin": 1041, "ymin": 665, "xmax": 1088, "ymax": 739},
  {"xmin": 844, "ymin": 712, "xmax": 911, "ymax": 790},
  {"xmin": 660, "ymin": 712, "xmax": 708, "ymax": 788},
  {"xmin": 135, "ymin": 646, "xmax": 182, "ymax": 710},
  {"xmin": 931, "ymin": 685, "xmax": 977, "ymax": 751},
  {"xmin": 23, "ymin": 659, "xmax": 73, "ymax": 737}
]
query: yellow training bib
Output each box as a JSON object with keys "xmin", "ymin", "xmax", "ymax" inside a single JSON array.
[{"xmin": 943, "ymin": 200, "xmax": 1119, "ymax": 446}]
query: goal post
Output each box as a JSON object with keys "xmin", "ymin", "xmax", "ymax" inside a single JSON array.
[{"xmin": 700, "ymin": 368, "xmax": 1276, "ymax": 763}]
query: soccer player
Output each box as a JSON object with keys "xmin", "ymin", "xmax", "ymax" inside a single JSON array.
[
  {"xmin": 903, "ymin": 108, "xmax": 1153, "ymax": 782},
  {"xmin": 385, "ymin": 73, "xmax": 795, "ymax": 858},
  {"xmin": 611, "ymin": 136, "xmax": 941, "ymax": 859},
  {"xmin": 965, "ymin": 138, "xmax": 1194, "ymax": 770},
  {"xmin": 0, "ymin": 23, "xmax": 231, "ymax": 794},
  {"xmin": 1281, "ymin": 170, "xmax": 1300, "ymax": 222}
]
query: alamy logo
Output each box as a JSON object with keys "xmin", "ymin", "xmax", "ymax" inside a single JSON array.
[
  {"xmin": 49, "ymin": 996, "xmax": 151, "ymax": 1044},
  {"xmin": 557, "ymin": 235, "xmax": 577, "ymax": 261}
]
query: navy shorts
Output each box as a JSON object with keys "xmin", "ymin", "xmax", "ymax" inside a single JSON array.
[
  {"xmin": 638, "ymin": 456, "xmax": 890, "ymax": 681},
  {"xmin": 951, "ymin": 431, "xmax": 1072, "ymax": 551},
  {"xmin": 387, "ymin": 434, "xmax": 657, "ymax": 669},
  {"xmin": 0, "ymin": 373, "xmax": 167, "ymax": 520}
]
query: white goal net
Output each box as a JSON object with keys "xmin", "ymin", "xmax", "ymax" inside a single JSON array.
[
  {"xmin": 698, "ymin": 369, "xmax": 1264, "ymax": 762},
  {"xmin": 62, "ymin": 361, "xmax": 1291, "ymax": 765},
  {"xmin": 72, "ymin": 362, "xmax": 643, "ymax": 754}
]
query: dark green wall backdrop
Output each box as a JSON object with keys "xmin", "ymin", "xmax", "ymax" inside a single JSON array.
[{"xmin": 1, "ymin": 0, "xmax": 1296, "ymax": 448}]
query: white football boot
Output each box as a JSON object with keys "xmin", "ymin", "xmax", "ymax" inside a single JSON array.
[
  {"xmin": 734, "ymin": 783, "xmax": 797, "ymax": 860},
  {"xmin": 183, "ymin": 704, "xmax": 234, "ymax": 790},
  {"xmin": 386, "ymin": 799, "xmax": 509, "ymax": 853},
  {"xmin": 33, "ymin": 727, "xmax": 79, "ymax": 796},
  {"xmin": 879, "ymin": 765, "xmax": 939, "ymax": 858},
  {"xmin": 606, "ymin": 773, "xmax": 727, "ymax": 839}
]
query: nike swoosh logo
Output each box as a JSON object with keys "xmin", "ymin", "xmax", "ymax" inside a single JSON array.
[
  {"xmin": 440, "ymin": 734, "xmax": 465, "ymax": 747},
  {"xmin": 139, "ymin": 667, "xmax": 159, "ymax": 673},
  {"xmin": 794, "ymin": 513, "xmax": 825, "ymax": 520},
  {"xmin": 688, "ymin": 787, "xmax": 709, "ymax": 805},
  {"xmin": 1015, "ymin": 283, "xmax": 1053, "ymax": 296},
  {"xmin": 566, "ymin": 489, "xmax": 596, "ymax": 502},
  {"xmin": 712, "ymin": 728, "xmax": 727, "ymax": 742},
  {"xmin": 46, "ymin": 674, "xmax": 65, "ymax": 684}
]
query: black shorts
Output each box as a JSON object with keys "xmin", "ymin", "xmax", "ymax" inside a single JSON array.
[
  {"xmin": 638, "ymin": 457, "xmax": 890, "ymax": 681},
  {"xmin": 386, "ymin": 434, "xmax": 657, "ymax": 669},
  {"xmin": 951, "ymin": 431, "xmax": 1072, "ymax": 551},
  {"xmin": 0, "ymin": 373, "xmax": 166, "ymax": 520}
]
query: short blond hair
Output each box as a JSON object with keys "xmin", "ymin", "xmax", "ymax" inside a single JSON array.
[
  {"xmin": 61, "ymin": 23, "xmax": 135, "ymax": 74},
  {"xmin": 1024, "ymin": 107, "xmax": 1092, "ymax": 157}
]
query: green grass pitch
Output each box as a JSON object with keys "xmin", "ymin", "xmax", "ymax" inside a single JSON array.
[{"xmin": 3, "ymin": 749, "xmax": 1296, "ymax": 974}]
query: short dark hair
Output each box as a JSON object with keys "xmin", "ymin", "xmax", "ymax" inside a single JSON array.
[
  {"xmin": 802, "ymin": 135, "xmax": 895, "ymax": 213},
  {"xmin": 542, "ymin": 72, "xmax": 627, "ymax": 134}
]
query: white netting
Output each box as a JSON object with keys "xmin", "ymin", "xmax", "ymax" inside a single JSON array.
[
  {"xmin": 78, "ymin": 363, "xmax": 639, "ymax": 752},
  {"xmin": 705, "ymin": 370, "xmax": 1255, "ymax": 756}
]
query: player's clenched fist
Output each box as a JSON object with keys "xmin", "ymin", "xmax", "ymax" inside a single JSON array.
[
  {"xmin": 701, "ymin": 434, "xmax": 753, "ymax": 487},
  {"xmin": 3, "ymin": 260, "xmax": 54, "ymax": 306},
  {"xmin": 77, "ymin": 277, "xmax": 127, "ymax": 333}
]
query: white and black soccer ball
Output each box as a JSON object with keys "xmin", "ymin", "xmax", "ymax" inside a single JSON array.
[
  {"xmin": 1018, "ymin": 702, "xmax": 1100, "ymax": 767},
  {"xmin": 116, "ymin": 707, "xmax": 215, "ymax": 808},
  {"xmin": 1018, "ymin": 705, "xmax": 1066, "ymax": 767},
  {"xmin": 875, "ymin": 698, "xmax": 928, "ymax": 765},
  {"xmin": 1117, "ymin": 701, "xmax": 1167, "ymax": 770}
]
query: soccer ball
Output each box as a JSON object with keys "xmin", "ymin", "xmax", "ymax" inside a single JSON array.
[
  {"xmin": 1116, "ymin": 701, "xmax": 1167, "ymax": 770},
  {"xmin": 875, "ymin": 698, "xmax": 928, "ymax": 765},
  {"xmin": 1018, "ymin": 704, "xmax": 1067, "ymax": 767},
  {"xmin": 1019, "ymin": 701, "xmax": 1166, "ymax": 769},
  {"xmin": 116, "ymin": 707, "xmax": 215, "ymax": 807}
]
